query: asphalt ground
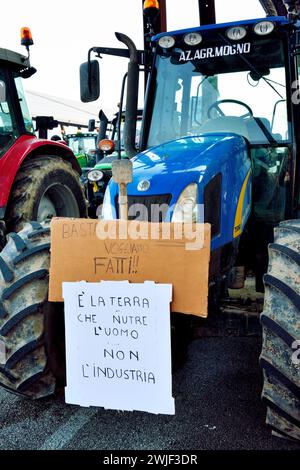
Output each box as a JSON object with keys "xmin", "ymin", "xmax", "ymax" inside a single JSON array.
[{"xmin": 0, "ymin": 336, "xmax": 299, "ymax": 451}]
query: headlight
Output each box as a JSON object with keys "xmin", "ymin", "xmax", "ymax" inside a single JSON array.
[
  {"xmin": 183, "ymin": 32, "xmax": 202, "ymax": 46},
  {"xmin": 226, "ymin": 26, "xmax": 247, "ymax": 41},
  {"xmin": 158, "ymin": 35, "xmax": 175, "ymax": 49},
  {"xmin": 87, "ymin": 169, "xmax": 103, "ymax": 182},
  {"xmin": 253, "ymin": 21, "xmax": 275, "ymax": 36},
  {"xmin": 171, "ymin": 183, "xmax": 198, "ymax": 223},
  {"xmin": 101, "ymin": 187, "xmax": 116, "ymax": 220}
]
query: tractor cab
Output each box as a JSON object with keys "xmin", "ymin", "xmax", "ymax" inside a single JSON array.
[
  {"xmin": 0, "ymin": 47, "xmax": 35, "ymax": 157},
  {"xmin": 94, "ymin": 16, "xmax": 300, "ymax": 285},
  {"xmin": 140, "ymin": 17, "xmax": 293, "ymax": 227},
  {"xmin": 64, "ymin": 132, "xmax": 98, "ymax": 169},
  {"xmin": 80, "ymin": 15, "xmax": 300, "ymax": 284}
]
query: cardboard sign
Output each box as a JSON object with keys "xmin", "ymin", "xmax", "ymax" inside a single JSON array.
[
  {"xmin": 63, "ymin": 280, "xmax": 174, "ymax": 414},
  {"xmin": 49, "ymin": 218, "xmax": 211, "ymax": 317}
]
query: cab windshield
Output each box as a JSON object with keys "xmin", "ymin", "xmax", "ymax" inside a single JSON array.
[
  {"xmin": 147, "ymin": 37, "xmax": 290, "ymax": 147},
  {"xmin": 67, "ymin": 135, "xmax": 97, "ymax": 154}
]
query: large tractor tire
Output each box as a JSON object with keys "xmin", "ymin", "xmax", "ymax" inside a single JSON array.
[
  {"xmin": 6, "ymin": 155, "xmax": 87, "ymax": 232},
  {"xmin": 0, "ymin": 221, "xmax": 62, "ymax": 398},
  {"xmin": 260, "ymin": 220, "xmax": 300, "ymax": 441}
]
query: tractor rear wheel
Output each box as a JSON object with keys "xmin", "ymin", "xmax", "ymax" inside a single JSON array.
[
  {"xmin": 0, "ymin": 221, "xmax": 63, "ymax": 398},
  {"xmin": 260, "ymin": 220, "xmax": 300, "ymax": 441},
  {"xmin": 6, "ymin": 155, "xmax": 87, "ymax": 232}
]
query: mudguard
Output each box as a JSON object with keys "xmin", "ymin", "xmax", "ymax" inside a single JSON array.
[{"xmin": 0, "ymin": 134, "xmax": 80, "ymax": 215}]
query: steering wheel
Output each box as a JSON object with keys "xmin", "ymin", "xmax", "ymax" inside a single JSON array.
[{"xmin": 207, "ymin": 99, "xmax": 253, "ymax": 119}]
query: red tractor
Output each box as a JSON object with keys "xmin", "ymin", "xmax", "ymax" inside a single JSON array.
[{"xmin": 0, "ymin": 28, "xmax": 86, "ymax": 248}]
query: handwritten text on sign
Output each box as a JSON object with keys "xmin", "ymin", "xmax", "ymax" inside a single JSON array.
[{"xmin": 62, "ymin": 281, "xmax": 174, "ymax": 414}]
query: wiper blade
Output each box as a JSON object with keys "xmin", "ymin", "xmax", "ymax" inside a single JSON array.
[
  {"xmin": 264, "ymin": 77, "xmax": 285, "ymax": 88},
  {"xmin": 219, "ymin": 33, "xmax": 284, "ymax": 99},
  {"xmin": 262, "ymin": 77, "xmax": 284, "ymax": 99}
]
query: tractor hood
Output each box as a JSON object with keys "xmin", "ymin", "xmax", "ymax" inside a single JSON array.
[
  {"xmin": 126, "ymin": 133, "xmax": 248, "ymax": 195},
  {"xmin": 105, "ymin": 132, "xmax": 251, "ymax": 251}
]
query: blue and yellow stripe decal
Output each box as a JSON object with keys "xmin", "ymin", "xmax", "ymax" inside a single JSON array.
[{"xmin": 233, "ymin": 169, "xmax": 251, "ymax": 238}]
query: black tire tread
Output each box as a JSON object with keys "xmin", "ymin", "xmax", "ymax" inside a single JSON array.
[
  {"xmin": 260, "ymin": 220, "xmax": 300, "ymax": 441},
  {"xmin": 0, "ymin": 220, "xmax": 55, "ymax": 398}
]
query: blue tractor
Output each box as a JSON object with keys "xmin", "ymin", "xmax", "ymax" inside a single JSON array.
[
  {"xmin": 79, "ymin": 11, "xmax": 300, "ymax": 440},
  {"xmin": 0, "ymin": 0, "xmax": 299, "ymax": 443}
]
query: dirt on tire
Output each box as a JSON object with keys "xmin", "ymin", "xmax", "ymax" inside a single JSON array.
[{"xmin": 5, "ymin": 155, "xmax": 87, "ymax": 232}]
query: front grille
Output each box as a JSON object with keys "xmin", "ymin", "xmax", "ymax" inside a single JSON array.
[{"xmin": 115, "ymin": 194, "xmax": 172, "ymax": 222}]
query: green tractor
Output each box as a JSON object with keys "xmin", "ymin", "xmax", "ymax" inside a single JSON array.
[
  {"xmin": 86, "ymin": 109, "xmax": 143, "ymax": 217},
  {"xmin": 64, "ymin": 131, "xmax": 98, "ymax": 171}
]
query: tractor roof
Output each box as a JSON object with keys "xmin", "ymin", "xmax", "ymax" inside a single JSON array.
[
  {"xmin": 0, "ymin": 48, "xmax": 30, "ymax": 69},
  {"xmin": 153, "ymin": 16, "xmax": 290, "ymax": 41}
]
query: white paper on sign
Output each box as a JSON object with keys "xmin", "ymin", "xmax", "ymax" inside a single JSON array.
[{"xmin": 62, "ymin": 281, "xmax": 175, "ymax": 415}]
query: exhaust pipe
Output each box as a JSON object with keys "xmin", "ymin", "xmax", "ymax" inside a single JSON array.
[
  {"xmin": 96, "ymin": 110, "xmax": 109, "ymax": 162},
  {"xmin": 115, "ymin": 32, "xmax": 139, "ymax": 159},
  {"xmin": 98, "ymin": 109, "xmax": 108, "ymax": 142}
]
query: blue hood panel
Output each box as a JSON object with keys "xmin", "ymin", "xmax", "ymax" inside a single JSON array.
[
  {"xmin": 108, "ymin": 133, "xmax": 252, "ymax": 251},
  {"xmin": 128, "ymin": 134, "xmax": 247, "ymax": 195}
]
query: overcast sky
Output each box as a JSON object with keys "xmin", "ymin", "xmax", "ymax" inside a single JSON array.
[{"xmin": 2, "ymin": 0, "xmax": 265, "ymax": 117}]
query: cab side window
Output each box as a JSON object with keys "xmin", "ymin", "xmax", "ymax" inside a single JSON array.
[{"xmin": 0, "ymin": 71, "xmax": 19, "ymax": 156}]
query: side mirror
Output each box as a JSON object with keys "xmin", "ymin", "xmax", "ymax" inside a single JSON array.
[
  {"xmin": 80, "ymin": 60, "xmax": 100, "ymax": 103},
  {"xmin": 88, "ymin": 119, "xmax": 96, "ymax": 132}
]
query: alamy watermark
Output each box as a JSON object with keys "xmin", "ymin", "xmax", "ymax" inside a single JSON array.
[
  {"xmin": 291, "ymin": 80, "xmax": 300, "ymax": 105},
  {"xmin": 0, "ymin": 81, "xmax": 5, "ymax": 102},
  {"xmin": 95, "ymin": 202, "xmax": 205, "ymax": 250},
  {"xmin": 292, "ymin": 340, "xmax": 300, "ymax": 365}
]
